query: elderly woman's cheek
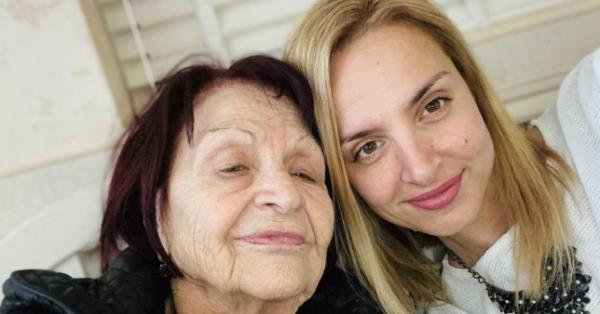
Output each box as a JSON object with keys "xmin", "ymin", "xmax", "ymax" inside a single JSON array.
[
  {"xmin": 313, "ymin": 187, "xmax": 335, "ymax": 284},
  {"xmin": 309, "ymin": 186, "xmax": 335, "ymax": 252},
  {"xmin": 170, "ymin": 212, "xmax": 216, "ymax": 278},
  {"xmin": 168, "ymin": 187, "xmax": 238, "ymax": 287}
]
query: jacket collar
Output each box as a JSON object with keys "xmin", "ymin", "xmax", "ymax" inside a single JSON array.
[{"xmin": 2, "ymin": 248, "xmax": 168, "ymax": 314}]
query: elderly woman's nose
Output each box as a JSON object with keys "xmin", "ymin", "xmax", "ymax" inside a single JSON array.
[{"xmin": 253, "ymin": 169, "xmax": 304, "ymax": 214}]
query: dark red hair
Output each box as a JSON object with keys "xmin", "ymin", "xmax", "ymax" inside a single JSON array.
[{"xmin": 100, "ymin": 56, "xmax": 318, "ymax": 278}]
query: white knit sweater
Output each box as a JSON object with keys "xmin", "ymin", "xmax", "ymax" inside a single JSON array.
[{"xmin": 429, "ymin": 48, "xmax": 600, "ymax": 314}]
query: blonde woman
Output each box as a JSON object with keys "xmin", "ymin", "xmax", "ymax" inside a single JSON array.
[{"xmin": 284, "ymin": 0, "xmax": 600, "ymax": 313}]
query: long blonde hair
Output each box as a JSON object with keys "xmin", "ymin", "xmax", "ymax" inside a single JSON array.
[{"xmin": 284, "ymin": 0, "xmax": 574, "ymax": 312}]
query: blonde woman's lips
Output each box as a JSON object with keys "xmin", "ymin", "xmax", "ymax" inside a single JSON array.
[
  {"xmin": 407, "ymin": 173, "xmax": 462, "ymax": 210},
  {"xmin": 236, "ymin": 231, "xmax": 306, "ymax": 246}
]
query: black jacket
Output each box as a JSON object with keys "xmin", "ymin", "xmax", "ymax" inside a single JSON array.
[{"xmin": 1, "ymin": 248, "xmax": 380, "ymax": 314}]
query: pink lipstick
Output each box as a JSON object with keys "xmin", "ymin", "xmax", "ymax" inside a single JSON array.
[{"xmin": 407, "ymin": 173, "xmax": 462, "ymax": 210}]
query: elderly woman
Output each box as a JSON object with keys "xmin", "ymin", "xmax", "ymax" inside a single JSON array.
[
  {"xmin": 285, "ymin": 0, "xmax": 600, "ymax": 313},
  {"xmin": 0, "ymin": 56, "xmax": 379, "ymax": 313}
]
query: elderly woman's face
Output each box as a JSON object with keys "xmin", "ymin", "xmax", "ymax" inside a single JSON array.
[{"xmin": 159, "ymin": 83, "xmax": 333, "ymax": 303}]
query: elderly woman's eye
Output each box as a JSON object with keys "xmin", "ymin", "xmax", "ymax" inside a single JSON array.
[
  {"xmin": 292, "ymin": 171, "xmax": 316, "ymax": 182},
  {"xmin": 221, "ymin": 164, "xmax": 248, "ymax": 173}
]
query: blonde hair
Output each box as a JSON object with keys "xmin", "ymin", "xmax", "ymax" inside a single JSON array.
[{"xmin": 284, "ymin": 0, "xmax": 574, "ymax": 312}]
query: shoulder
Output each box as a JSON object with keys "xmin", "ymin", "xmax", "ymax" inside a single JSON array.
[
  {"xmin": 555, "ymin": 48, "xmax": 600, "ymax": 124},
  {"xmin": 298, "ymin": 263, "xmax": 382, "ymax": 314},
  {"xmin": 533, "ymin": 48, "xmax": 600, "ymax": 163},
  {"xmin": 1, "ymin": 269, "xmax": 107, "ymax": 314},
  {"xmin": 0, "ymin": 248, "xmax": 167, "ymax": 314}
]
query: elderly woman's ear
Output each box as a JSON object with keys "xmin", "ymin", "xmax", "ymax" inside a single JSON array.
[{"xmin": 155, "ymin": 190, "xmax": 170, "ymax": 257}]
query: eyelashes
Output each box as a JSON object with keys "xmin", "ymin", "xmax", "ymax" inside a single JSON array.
[
  {"xmin": 420, "ymin": 97, "xmax": 450, "ymax": 120},
  {"xmin": 292, "ymin": 171, "xmax": 316, "ymax": 183},
  {"xmin": 220, "ymin": 164, "xmax": 248, "ymax": 173},
  {"xmin": 353, "ymin": 140, "xmax": 382, "ymax": 162}
]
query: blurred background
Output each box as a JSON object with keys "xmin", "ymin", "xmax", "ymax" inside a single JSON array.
[{"xmin": 2, "ymin": 0, "xmax": 600, "ymax": 296}]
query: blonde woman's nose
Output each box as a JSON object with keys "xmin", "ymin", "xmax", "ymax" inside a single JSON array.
[{"xmin": 398, "ymin": 138, "xmax": 439, "ymax": 187}]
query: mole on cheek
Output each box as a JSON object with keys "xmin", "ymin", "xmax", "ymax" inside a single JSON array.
[{"xmin": 464, "ymin": 139, "xmax": 469, "ymax": 145}]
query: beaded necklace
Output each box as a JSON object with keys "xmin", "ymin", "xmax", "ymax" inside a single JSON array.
[{"xmin": 447, "ymin": 248, "xmax": 591, "ymax": 314}]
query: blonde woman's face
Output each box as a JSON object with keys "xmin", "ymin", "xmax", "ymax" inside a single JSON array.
[{"xmin": 330, "ymin": 24, "xmax": 495, "ymax": 237}]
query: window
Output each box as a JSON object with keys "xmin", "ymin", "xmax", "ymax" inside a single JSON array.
[{"xmin": 90, "ymin": 0, "xmax": 600, "ymax": 122}]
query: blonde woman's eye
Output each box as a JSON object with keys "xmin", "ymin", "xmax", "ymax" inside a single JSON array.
[
  {"xmin": 353, "ymin": 141, "xmax": 379, "ymax": 162},
  {"xmin": 422, "ymin": 97, "xmax": 450, "ymax": 118}
]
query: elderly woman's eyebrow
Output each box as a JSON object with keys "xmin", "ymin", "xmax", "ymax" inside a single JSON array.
[
  {"xmin": 193, "ymin": 127, "xmax": 255, "ymax": 145},
  {"xmin": 289, "ymin": 133, "xmax": 322, "ymax": 160},
  {"xmin": 206, "ymin": 127, "xmax": 254, "ymax": 137}
]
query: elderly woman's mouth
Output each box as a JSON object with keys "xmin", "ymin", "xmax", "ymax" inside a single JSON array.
[{"xmin": 236, "ymin": 231, "xmax": 306, "ymax": 246}]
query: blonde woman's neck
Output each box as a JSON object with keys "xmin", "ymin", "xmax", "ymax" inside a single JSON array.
[
  {"xmin": 442, "ymin": 127, "xmax": 548, "ymax": 267},
  {"xmin": 440, "ymin": 185, "xmax": 512, "ymax": 267}
]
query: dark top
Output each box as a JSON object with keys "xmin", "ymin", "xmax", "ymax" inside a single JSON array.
[{"xmin": 1, "ymin": 248, "xmax": 380, "ymax": 314}]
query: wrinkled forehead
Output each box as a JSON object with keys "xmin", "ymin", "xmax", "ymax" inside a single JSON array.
[
  {"xmin": 194, "ymin": 80, "xmax": 274, "ymax": 107},
  {"xmin": 183, "ymin": 83, "xmax": 311, "ymax": 146}
]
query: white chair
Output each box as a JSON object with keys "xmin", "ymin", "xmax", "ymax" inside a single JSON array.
[{"xmin": 0, "ymin": 183, "xmax": 103, "ymax": 299}]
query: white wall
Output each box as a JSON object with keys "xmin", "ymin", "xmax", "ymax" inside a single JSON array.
[
  {"xmin": 466, "ymin": 0, "xmax": 600, "ymax": 122},
  {"xmin": 0, "ymin": 0, "xmax": 122, "ymax": 177},
  {"xmin": 0, "ymin": 0, "xmax": 122, "ymax": 286}
]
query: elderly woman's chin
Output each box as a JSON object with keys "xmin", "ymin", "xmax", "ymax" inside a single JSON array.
[
  {"xmin": 235, "ymin": 253, "xmax": 324, "ymax": 301},
  {"xmin": 169, "ymin": 246, "xmax": 326, "ymax": 312}
]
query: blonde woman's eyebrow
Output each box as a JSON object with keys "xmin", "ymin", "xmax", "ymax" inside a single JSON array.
[
  {"xmin": 340, "ymin": 128, "xmax": 379, "ymax": 146},
  {"xmin": 410, "ymin": 71, "xmax": 450, "ymax": 106}
]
